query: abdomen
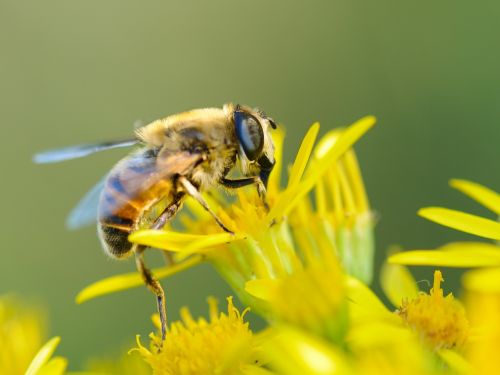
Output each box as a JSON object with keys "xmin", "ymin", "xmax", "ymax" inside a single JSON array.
[
  {"xmin": 97, "ymin": 147, "xmax": 170, "ymax": 258},
  {"xmin": 98, "ymin": 222, "xmax": 133, "ymax": 258}
]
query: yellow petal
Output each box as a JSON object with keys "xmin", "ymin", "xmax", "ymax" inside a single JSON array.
[
  {"xmin": 313, "ymin": 129, "xmax": 341, "ymax": 159},
  {"xmin": 463, "ymin": 267, "xmax": 500, "ymax": 293},
  {"xmin": 440, "ymin": 241, "xmax": 500, "ymax": 252},
  {"xmin": 267, "ymin": 116, "xmax": 375, "ymax": 224},
  {"xmin": 347, "ymin": 321, "xmax": 415, "ymax": 349},
  {"xmin": 287, "ymin": 122, "xmax": 320, "ymax": 188},
  {"xmin": 38, "ymin": 357, "xmax": 68, "ymax": 375},
  {"xmin": 419, "ymin": 207, "xmax": 500, "ymax": 240},
  {"xmin": 129, "ymin": 230, "xmax": 208, "ymax": 251},
  {"xmin": 176, "ymin": 232, "xmax": 246, "ymax": 259},
  {"xmin": 76, "ymin": 255, "xmax": 202, "ymax": 304},
  {"xmin": 345, "ymin": 276, "xmax": 395, "ymax": 323},
  {"xmin": 311, "ymin": 116, "xmax": 375, "ymax": 175},
  {"xmin": 388, "ymin": 242, "xmax": 500, "ymax": 268},
  {"xmin": 25, "ymin": 337, "xmax": 61, "ymax": 375},
  {"xmin": 267, "ymin": 126, "xmax": 285, "ymax": 198},
  {"xmin": 343, "ymin": 151, "xmax": 370, "ymax": 213},
  {"xmin": 450, "ymin": 179, "xmax": 500, "ymax": 215},
  {"xmin": 265, "ymin": 326, "xmax": 350, "ymax": 374},
  {"xmin": 380, "ymin": 262, "xmax": 419, "ymax": 308},
  {"xmin": 437, "ymin": 349, "xmax": 473, "ymax": 375},
  {"xmin": 245, "ymin": 278, "xmax": 280, "ymax": 301}
]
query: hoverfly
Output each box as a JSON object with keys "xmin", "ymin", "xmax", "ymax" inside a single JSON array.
[{"xmin": 34, "ymin": 103, "xmax": 276, "ymax": 340}]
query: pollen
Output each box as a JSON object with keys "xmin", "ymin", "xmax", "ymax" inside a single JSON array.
[
  {"xmin": 398, "ymin": 270, "xmax": 469, "ymax": 349},
  {"xmin": 135, "ymin": 297, "xmax": 260, "ymax": 375}
]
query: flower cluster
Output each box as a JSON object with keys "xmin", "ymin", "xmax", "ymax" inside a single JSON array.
[
  {"xmin": 7, "ymin": 116, "xmax": 499, "ymax": 374},
  {"xmin": 389, "ymin": 178, "xmax": 500, "ymax": 374}
]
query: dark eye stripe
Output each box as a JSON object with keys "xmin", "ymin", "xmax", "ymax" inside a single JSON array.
[{"xmin": 234, "ymin": 111, "xmax": 264, "ymax": 161}]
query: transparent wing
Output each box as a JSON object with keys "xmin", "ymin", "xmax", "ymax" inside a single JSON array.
[
  {"xmin": 98, "ymin": 150, "xmax": 205, "ymax": 222},
  {"xmin": 66, "ymin": 177, "xmax": 106, "ymax": 230},
  {"xmin": 33, "ymin": 139, "xmax": 137, "ymax": 164}
]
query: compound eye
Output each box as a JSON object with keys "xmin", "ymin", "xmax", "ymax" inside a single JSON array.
[{"xmin": 234, "ymin": 111, "xmax": 264, "ymax": 161}]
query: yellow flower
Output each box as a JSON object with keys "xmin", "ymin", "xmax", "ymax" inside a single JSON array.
[
  {"xmin": 74, "ymin": 117, "xmax": 375, "ymax": 345},
  {"xmin": 381, "ymin": 262, "xmax": 469, "ymax": 350},
  {"xmin": 0, "ymin": 296, "xmax": 66, "ymax": 375},
  {"xmin": 389, "ymin": 179, "xmax": 500, "ymax": 268},
  {"xmin": 398, "ymin": 270, "xmax": 468, "ymax": 349},
  {"xmin": 124, "ymin": 117, "xmax": 374, "ymax": 342},
  {"xmin": 344, "ymin": 260, "xmax": 469, "ymax": 371},
  {"xmin": 134, "ymin": 296, "xmax": 265, "ymax": 375},
  {"xmin": 387, "ymin": 178, "xmax": 500, "ymax": 373},
  {"xmin": 346, "ymin": 265, "xmax": 470, "ymax": 374}
]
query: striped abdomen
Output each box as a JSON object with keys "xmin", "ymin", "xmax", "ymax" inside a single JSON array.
[{"xmin": 97, "ymin": 148, "xmax": 172, "ymax": 258}]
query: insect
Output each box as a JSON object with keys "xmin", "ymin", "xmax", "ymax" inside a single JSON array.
[{"xmin": 34, "ymin": 103, "xmax": 276, "ymax": 340}]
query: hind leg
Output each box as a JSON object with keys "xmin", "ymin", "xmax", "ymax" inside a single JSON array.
[
  {"xmin": 134, "ymin": 198, "xmax": 184, "ymax": 342},
  {"xmin": 134, "ymin": 244, "xmax": 167, "ymax": 342}
]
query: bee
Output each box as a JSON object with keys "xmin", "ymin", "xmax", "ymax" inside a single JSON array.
[{"xmin": 34, "ymin": 103, "xmax": 276, "ymax": 340}]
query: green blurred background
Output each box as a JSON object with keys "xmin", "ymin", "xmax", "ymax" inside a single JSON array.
[{"xmin": 1, "ymin": 0, "xmax": 499, "ymax": 368}]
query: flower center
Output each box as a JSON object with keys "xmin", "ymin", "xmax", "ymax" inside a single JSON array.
[
  {"xmin": 135, "ymin": 297, "xmax": 261, "ymax": 375},
  {"xmin": 398, "ymin": 270, "xmax": 469, "ymax": 349}
]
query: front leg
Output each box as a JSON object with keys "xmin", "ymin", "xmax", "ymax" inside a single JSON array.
[
  {"xmin": 220, "ymin": 177, "xmax": 257, "ymax": 189},
  {"xmin": 221, "ymin": 177, "xmax": 268, "ymax": 208},
  {"xmin": 179, "ymin": 176, "xmax": 234, "ymax": 233},
  {"xmin": 221, "ymin": 176, "xmax": 266, "ymax": 197}
]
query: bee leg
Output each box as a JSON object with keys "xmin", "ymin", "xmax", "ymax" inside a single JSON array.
[
  {"xmin": 221, "ymin": 177, "xmax": 268, "ymax": 210},
  {"xmin": 151, "ymin": 197, "xmax": 184, "ymax": 266},
  {"xmin": 151, "ymin": 195, "xmax": 184, "ymax": 230},
  {"xmin": 220, "ymin": 177, "xmax": 258, "ymax": 189},
  {"xmin": 221, "ymin": 176, "xmax": 266, "ymax": 196},
  {"xmin": 134, "ymin": 245, "xmax": 168, "ymax": 343},
  {"xmin": 179, "ymin": 176, "xmax": 233, "ymax": 233},
  {"xmin": 134, "ymin": 198, "xmax": 185, "ymax": 343}
]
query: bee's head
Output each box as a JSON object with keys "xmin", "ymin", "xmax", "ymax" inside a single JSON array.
[{"xmin": 230, "ymin": 104, "xmax": 276, "ymax": 188}]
